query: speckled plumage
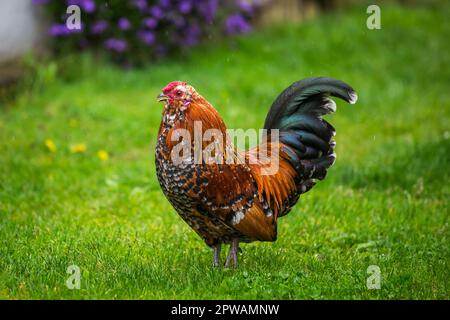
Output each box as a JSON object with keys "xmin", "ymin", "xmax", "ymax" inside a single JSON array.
[
  {"xmin": 155, "ymin": 78, "xmax": 357, "ymax": 267},
  {"xmin": 155, "ymin": 102, "xmax": 262, "ymax": 246}
]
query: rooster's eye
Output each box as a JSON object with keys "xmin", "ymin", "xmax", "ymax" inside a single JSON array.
[{"xmin": 176, "ymin": 90, "xmax": 182, "ymax": 96}]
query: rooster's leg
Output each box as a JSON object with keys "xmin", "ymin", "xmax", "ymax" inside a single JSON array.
[
  {"xmin": 212, "ymin": 244, "xmax": 221, "ymax": 267},
  {"xmin": 224, "ymin": 238, "xmax": 239, "ymax": 268}
]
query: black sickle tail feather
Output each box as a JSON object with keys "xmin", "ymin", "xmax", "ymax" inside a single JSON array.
[{"xmin": 264, "ymin": 77, "xmax": 357, "ymax": 203}]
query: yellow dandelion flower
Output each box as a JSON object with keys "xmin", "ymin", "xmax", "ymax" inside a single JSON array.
[
  {"xmin": 97, "ymin": 150, "xmax": 109, "ymax": 161},
  {"xmin": 45, "ymin": 139, "xmax": 56, "ymax": 152},
  {"xmin": 70, "ymin": 143, "xmax": 86, "ymax": 153}
]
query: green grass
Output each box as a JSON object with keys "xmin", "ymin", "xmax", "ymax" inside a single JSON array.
[{"xmin": 1, "ymin": 3, "xmax": 449, "ymax": 299}]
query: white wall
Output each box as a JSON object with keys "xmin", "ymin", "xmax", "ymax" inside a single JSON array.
[{"xmin": 0, "ymin": 0, "xmax": 43, "ymax": 64}]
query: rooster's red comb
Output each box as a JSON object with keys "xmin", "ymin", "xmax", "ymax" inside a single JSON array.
[{"xmin": 162, "ymin": 81, "xmax": 187, "ymax": 94}]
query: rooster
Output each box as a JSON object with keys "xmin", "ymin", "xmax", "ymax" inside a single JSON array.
[{"xmin": 155, "ymin": 77, "xmax": 357, "ymax": 267}]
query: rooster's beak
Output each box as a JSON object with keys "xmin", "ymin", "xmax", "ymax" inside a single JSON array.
[{"xmin": 157, "ymin": 92, "xmax": 168, "ymax": 102}]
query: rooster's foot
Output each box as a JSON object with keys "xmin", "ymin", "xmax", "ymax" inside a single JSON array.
[
  {"xmin": 212, "ymin": 244, "xmax": 221, "ymax": 267},
  {"xmin": 224, "ymin": 238, "xmax": 239, "ymax": 268}
]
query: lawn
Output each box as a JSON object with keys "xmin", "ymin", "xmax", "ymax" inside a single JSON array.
[{"xmin": 0, "ymin": 3, "xmax": 449, "ymax": 299}]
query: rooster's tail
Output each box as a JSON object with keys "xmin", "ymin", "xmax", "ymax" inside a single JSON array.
[{"xmin": 263, "ymin": 77, "xmax": 357, "ymax": 211}]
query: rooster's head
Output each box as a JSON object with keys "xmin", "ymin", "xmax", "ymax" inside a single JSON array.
[{"xmin": 157, "ymin": 81, "xmax": 197, "ymax": 108}]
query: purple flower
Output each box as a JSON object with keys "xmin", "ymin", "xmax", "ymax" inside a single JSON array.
[
  {"xmin": 143, "ymin": 17, "xmax": 158, "ymax": 29},
  {"xmin": 150, "ymin": 6, "xmax": 164, "ymax": 19},
  {"xmin": 43, "ymin": 0, "xmax": 255, "ymax": 62},
  {"xmin": 49, "ymin": 24, "xmax": 70, "ymax": 37},
  {"xmin": 225, "ymin": 14, "xmax": 251, "ymax": 35},
  {"xmin": 132, "ymin": 0, "xmax": 148, "ymax": 11},
  {"xmin": 182, "ymin": 24, "xmax": 201, "ymax": 47},
  {"xmin": 178, "ymin": 1, "xmax": 192, "ymax": 14},
  {"xmin": 237, "ymin": 0, "xmax": 253, "ymax": 14},
  {"xmin": 105, "ymin": 38, "xmax": 128, "ymax": 52},
  {"xmin": 49, "ymin": 23, "xmax": 83, "ymax": 36},
  {"xmin": 81, "ymin": 0, "xmax": 95, "ymax": 13},
  {"xmin": 67, "ymin": 0, "xmax": 96, "ymax": 13},
  {"xmin": 91, "ymin": 20, "xmax": 108, "ymax": 34},
  {"xmin": 118, "ymin": 18, "xmax": 131, "ymax": 30},
  {"xmin": 159, "ymin": 0, "xmax": 171, "ymax": 8},
  {"xmin": 137, "ymin": 31, "xmax": 156, "ymax": 46},
  {"xmin": 200, "ymin": 0, "xmax": 218, "ymax": 23}
]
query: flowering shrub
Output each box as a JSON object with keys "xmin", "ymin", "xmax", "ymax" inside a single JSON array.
[{"xmin": 33, "ymin": 0, "xmax": 256, "ymax": 65}]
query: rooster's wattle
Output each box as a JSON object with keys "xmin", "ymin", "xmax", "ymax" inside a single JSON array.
[{"xmin": 155, "ymin": 77, "xmax": 357, "ymax": 267}]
